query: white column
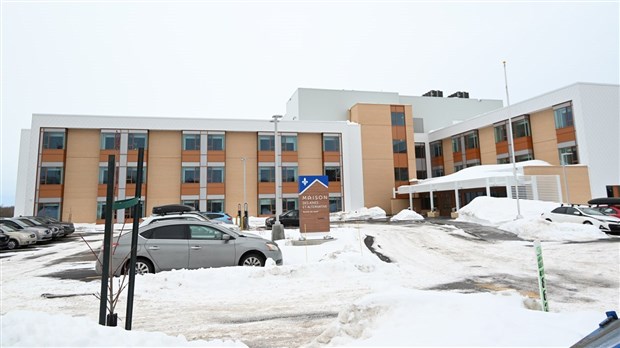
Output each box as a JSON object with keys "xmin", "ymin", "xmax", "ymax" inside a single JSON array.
[
  {"xmin": 430, "ymin": 185, "xmax": 434, "ymax": 211},
  {"xmin": 454, "ymin": 182, "xmax": 460, "ymax": 210}
]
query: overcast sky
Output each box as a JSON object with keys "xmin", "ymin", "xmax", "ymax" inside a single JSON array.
[{"xmin": 1, "ymin": 1, "xmax": 619, "ymax": 206}]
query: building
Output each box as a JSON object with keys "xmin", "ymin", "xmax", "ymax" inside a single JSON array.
[{"xmin": 14, "ymin": 82, "xmax": 619, "ymax": 222}]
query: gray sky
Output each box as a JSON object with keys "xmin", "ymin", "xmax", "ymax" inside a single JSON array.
[{"xmin": 1, "ymin": 1, "xmax": 619, "ymax": 206}]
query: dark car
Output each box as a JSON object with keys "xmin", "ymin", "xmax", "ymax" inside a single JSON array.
[
  {"xmin": 30, "ymin": 216, "xmax": 75, "ymax": 236},
  {"xmin": 15, "ymin": 217, "xmax": 65, "ymax": 239},
  {"xmin": 265, "ymin": 210, "xmax": 299, "ymax": 228}
]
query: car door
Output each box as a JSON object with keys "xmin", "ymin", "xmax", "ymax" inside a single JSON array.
[
  {"xmin": 188, "ymin": 224, "xmax": 236, "ymax": 268},
  {"xmin": 565, "ymin": 207, "xmax": 584, "ymax": 224},
  {"xmin": 143, "ymin": 224, "xmax": 190, "ymax": 271}
]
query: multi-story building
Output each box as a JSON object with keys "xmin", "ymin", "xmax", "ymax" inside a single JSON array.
[{"xmin": 14, "ymin": 82, "xmax": 619, "ymax": 222}]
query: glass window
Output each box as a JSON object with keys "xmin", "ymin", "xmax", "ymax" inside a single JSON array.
[
  {"xmin": 259, "ymin": 198, "xmax": 275, "ymax": 215},
  {"xmin": 394, "ymin": 167, "xmax": 409, "ymax": 181},
  {"xmin": 207, "ymin": 167, "xmax": 224, "ymax": 183},
  {"xmin": 207, "ymin": 134, "xmax": 225, "ymax": 151},
  {"xmin": 259, "ymin": 167, "xmax": 275, "ymax": 182},
  {"xmin": 183, "ymin": 134, "xmax": 200, "ymax": 150},
  {"xmin": 190, "ymin": 225, "xmax": 224, "ymax": 240},
  {"xmin": 37, "ymin": 203, "xmax": 60, "ymax": 219},
  {"xmin": 42, "ymin": 131, "xmax": 65, "ymax": 150},
  {"xmin": 124, "ymin": 204, "xmax": 146, "ymax": 219},
  {"xmin": 101, "ymin": 133, "xmax": 120, "ymax": 150},
  {"xmin": 283, "ymin": 198, "xmax": 298, "ymax": 211},
  {"xmin": 182, "ymin": 167, "xmax": 200, "ymax": 183},
  {"xmin": 40, "ymin": 167, "xmax": 63, "ymax": 185},
  {"xmin": 96, "ymin": 202, "xmax": 118, "ymax": 220},
  {"xmin": 126, "ymin": 167, "xmax": 147, "ymax": 184},
  {"xmin": 151, "ymin": 225, "xmax": 188, "ymax": 239},
  {"xmin": 393, "ymin": 139, "xmax": 407, "ymax": 153},
  {"xmin": 494, "ymin": 123, "xmax": 507, "ymax": 143},
  {"xmin": 282, "ymin": 166, "xmax": 297, "ymax": 182},
  {"xmin": 128, "ymin": 133, "xmax": 147, "ymax": 150},
  {"xmin": 329, "ymin": 197, "xmax": 342, "ymax": 213},
  {"xmin": 206, "ymin": 199, "xmax": 224, "ymax": 212},
  {"xmin": 98, "ymin": 167, "xmax": 119, "ymax": 184},
  {"xmin": 512, "ymin": 118, "xmax": 531, "ymax": 138},
  {"xmin": 182, "ymin": 200, "xmax": 200, "ymax": 210},
  {"xmin": 415, "ymin": 143, "xmax": 426, "ymax": 158},
  {"xmin": 454, "ymin": 163, "xmax": 464, "ymax": 172},
  {"xmin": 416, "ymin": 170, "xmax": 428, "ymax": 180},
  {"xmin": 281, "ymin": 135, "xmax": 297, "ymax": 151},
  {"xmin": 323, "ymin": 136, "xmax": 340, "ymax": 152},
  {"xmin": 554, "ymin": 105, "xmax": 574, "ymax": 129},
  {"xmin": 430, "ymin": 141, "xmax": 443, "ymax": 157},
  {"xmin": 515, "ymin": 153, "xmax": 534, "ymax": 162},
  {"xmin": 559, "ymin": 146, "xmax": 578, "ymax": 164},
  {"xmin": 325, "ymin": 166, "xmax": 341, "ymax": 182},
  {"xmin": 497, "ymin": 157, "xmax": 511, "ymax": 164},
  {"xmin": 465, "ymin": 132, "xmax": 479, "ymax": 149},
  {"xmin": 258, "ymin": 135, "xmax": 275, "ymax": 151},
  {"xmin": 431, "ymin": 167, "xmax": 444, "ymax": 177},
  {"xmin": 452, "ymin": 137, "xmax": 461, "ymax": 153},
  {"xmin": 391, "ymin": 112, "xmax": 406, "ymax": 126}
]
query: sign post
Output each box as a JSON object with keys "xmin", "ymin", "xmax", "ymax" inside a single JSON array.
[
  {"xmin": 534, "ymin": 240, "xmax": 549, "ymax": 312},
  {"xmin": 298, "ymin": 175, "xmax": 330, "ymax": 233}
]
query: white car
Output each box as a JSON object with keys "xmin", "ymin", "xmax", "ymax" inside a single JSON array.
[
  {"xmin": 541, "ymin": 205, "xmax": 620, "ymax": 234},
  {"xmin": 0, "ymin": 224, "xmax": 38, "ymax": 250}
]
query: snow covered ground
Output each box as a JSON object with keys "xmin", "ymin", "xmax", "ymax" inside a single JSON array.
[{"xmin": 1, "ymin": 198, "xmax": 618, "ymax": 347}]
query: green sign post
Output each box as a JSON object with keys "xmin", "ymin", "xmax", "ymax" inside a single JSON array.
[{"xmin": 534, "ymin": 240, "xmax": 549, "ymax": 312}]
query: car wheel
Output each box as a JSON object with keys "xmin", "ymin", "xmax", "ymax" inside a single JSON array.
[
  {"xmin": 545, "ymin": 218, "xmax": 552, "ymax": 222},
  {"xmin": 126, "ymin": 258, "xmax": 154, "ymax": 275},
  {"xmin": 7, "ymin": 239, "xmax": 19, "ymax": 250},
  {"xmin": 583, "ymin": 221, "xmax": 592, "ymax": 225},
  {"xmin": 240, "ymin": 253, "xmax": 265, "ymax": 267}
]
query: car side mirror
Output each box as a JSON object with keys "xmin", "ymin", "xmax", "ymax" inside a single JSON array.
[{"xmin": 223, "ymin": 234, "xmax": 231, "ymax": 241}]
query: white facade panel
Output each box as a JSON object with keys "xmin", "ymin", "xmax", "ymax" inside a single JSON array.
[{"xmin": 14, "ymin": 129, "xmax": 32, "ymax": 216}]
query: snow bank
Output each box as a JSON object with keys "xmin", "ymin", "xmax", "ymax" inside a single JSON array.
[
  {"xmin": 331, "ymin": 207, "xmax": 387, "ymax": 221},
  {"xmin": 1, "ymin": 311, "xmax": 246, "ymax": 347},
  {"xmin": 498, "ymin": 218, "xmax": 609, "ymax": 241},
  {"xmin": 312, "ymin": 288, "xmax": 600, "ymax": 347},
  {"xmin": 390, "ymin": 209, "xmax": 424, "ymax": 221},
  {"xmin": 456, "ymin": 196, "xmax": 558, "ymax": 225}
]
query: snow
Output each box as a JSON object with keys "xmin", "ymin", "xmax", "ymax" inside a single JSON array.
[
  {"xmin": 2, "ymin": 203, "xmax": 618, "ymax": 346},
  {"xmin": 390, "ymin": 208, "xmax": 425, "ymax": 221},
  {"xmin": 330, "ymin": 207, "xmax": 386, "ymax": 221}
]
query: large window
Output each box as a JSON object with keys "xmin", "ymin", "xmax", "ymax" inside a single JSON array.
[
  {"xmin": 101, "ymin": 133, "xmax": 120, "ymax": 150},
  {"xmin": 452, "ymin": 137, "xmax": 462, "ymax": 153},
  {"xmin": 207, "ymin": 167, "xmax": 224, "ymax": 183},
  {"xmin": 42, "ymin": 131, "xmax": 65, "ymax": 150},
  {"xmin": 494, "ymin": 123, "xmax": 507, "ymax": 143},
  {"xmin": 465, "ymin": 131, "xmax": 479, "ymax": 149},
  {"xmin": 554, "ymin": 105, "xmax": 574, "ymax": 129},
  {"xmin": 415, "ymin": 143, "xmax": 426, "ymax": 158},
  {"xmin": 393, "ymin": 139, "xmax": 407, "ymax": 153},
  {"xmin": 206, "ymin": 199, "xmax": 224, "ymax": 212},
  {"xmin": 325, "ymin": 166, "xmax": 341, "ymax": 182},
  {"xmin": 258, "ymin": 135, "xmax": 275, "ymax": 151},
  {"xmin": 430, "ymin": 141, "xmax": 443, "ymax": 157},
  {"xmin": 37, "ymin": 203, "xmax": 60, "ymax": 219},
  {"xmin": 259, "ymin": 198, "xmax": 276, "ymax": 215},
  {"xmin": 183, "ymin": 134, "xmax": 200, "ymax": 150},
  {"xmin": 559, "ymin": 146, "xmax": 578, "ymax": 165},
  {"xmin": 182, "ymin": 167, "xmax": 200, "ymax": 183},
  {"xmin": 128, "ymin": 133, "xmax": 147, "ymax": 150},
  {"xmin": 282, "ymin": 166, "xmax": 297, "ymax": 182},
  {"xmin": 98, "ymin": 167, "xmax": 119, "ymax": 184},
  {"xmin": 323, "ymin": 135, "xmax": 340, "ymax": 152},
  {"xmin": 394, "ymin": 167, "xmax": 409, "ymax": 181},
  {"xmin": 329, "ymin": 197, "xmax": 342, "ymax": 213},
  {"xmin": 281, "ymin": 135, "xmax": 297, "ymax": 151},
  {"xmin": 512, "ymin": 117, "xmax": 531, "ymax": 138},
  {"xmin": 391, "ymin": 112, "xmax": 406, "ymax": 126},
  {"xmin": 40, "ymin": 167, "xmax": 63, "ymax": 185},
  {"xmin": 207, "ymin": 134, "xmax": 225, "ymax": 151},
  {"xmin": 126, "ymin": 167, "xmax": 147, "ymax": 184},
  {"xmin": 259, "ymin": 167, "xmax": 275, "ymax": 182}
]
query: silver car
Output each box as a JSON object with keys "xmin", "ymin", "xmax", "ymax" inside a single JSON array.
[
  {"xmin": 95, "ymin": 220, "xmax": 282, "ymax": 276},
  {"xmin": 0, "ymin": 219, "xmax": 53, "ymax": 242}
]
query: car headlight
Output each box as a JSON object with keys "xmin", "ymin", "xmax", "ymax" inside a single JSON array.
[{"xmin": 265, "ymin": 242, "xmax": 279, "ymax": 251}]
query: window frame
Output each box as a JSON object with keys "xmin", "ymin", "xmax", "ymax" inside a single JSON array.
[
  {"xmin": 182, "ymin": 167, "xmax": 201, "ymax": 184},
  {"xmin": 42, "ymin": 131, "xmax": 65, "ymax": 150},
  {"xmin": 207, "ymin": 134, "xmax": 225, "ymax": 151},
  {"xmin": 183, "ymin": 134, "xmax": 201, "ymax": 151}
]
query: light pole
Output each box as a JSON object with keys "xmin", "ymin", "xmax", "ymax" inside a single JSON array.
[
  {"xmin": 241, "ymin": 157, "xmax": 247, "ymax": 207},
  {"xmin": 503, "ymin": 61, "xmax": 522, "ymax": 219},
  {"xmin": 561, "ymin": 152, "xmax": 572, "ymax": 204},
  {"xmin": 271, "ymin": 115, "xmax": 284, "ymax": 241}
]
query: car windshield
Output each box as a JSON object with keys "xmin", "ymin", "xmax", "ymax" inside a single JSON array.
[
  {"xmin": 17, "ymin": 219, "xmax": 36, "ymax": 227},
  {"xmin": 0, "ymin": 225, "xmax": 17, "ymax": 232},
  {"xmin": 581, "ymin": 207, "xmax": 604, "ymax": 216},
  {"xmin": 29, "ymin": 218, "xmax": 45, "ymax": 226}
]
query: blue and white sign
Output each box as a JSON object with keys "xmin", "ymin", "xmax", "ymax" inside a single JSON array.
[{"xmin": 298, "ymin": 175, "xmax": 329, "ymax": 194}]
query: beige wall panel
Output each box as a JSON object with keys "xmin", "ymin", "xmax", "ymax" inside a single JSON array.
[
  {"xmin": 363, "ymin": 159, "xmax": 397, "ymax": 212},
  {"xmin": 225, "ymin": 132, "xmax": 258, "ymax": 216},
  {"xmin": 524, "ymin": 165, "xmax": 592, "ymax": 203},
  {"xmin": 63, "ymin": 129, "xmax": 100, "ymax": 222},
  {"xmin": 530, "ymin": 109, "xmax": 560, "ymax": 165},
  {"xmin": 442, "ymin": 138, "xmax": 454, "ymax": 175},
  {"xmin": 405, "ymin": 105, "xmax": 417, "ymax": 177},
  {"xmin": 479, "ymin": 126, "xmax": 497, "ymax": 165},
  {"xmin": 350, "ymin": 104, "xmax": 392, "ymax": 125},
  {"xmin": 298, "ymin": 133, "xmax": 323, "ymax": 175},
  {"xmin": 146, "ymin": 131, "xmax": 182, "ymax": 215}
]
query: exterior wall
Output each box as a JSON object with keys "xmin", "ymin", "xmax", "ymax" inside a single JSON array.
[
  {"xmin": 146, "ymin": 131, "xmax": 182, "ymax": 216},
  {"xmin": 404, "ymin": 105, "xmax": 417, "ymax": 179},
  {"xmin": 530, "ymin": 108, "xmax": 559, "ymax": 165},
  {"xmin": 14, "ymin": 129, "xmax": 31, "ymax": 217},
  {"xmin": 298, "ymin": 133, "xmax": 323, "ymax": 175},
  {"xmin": 442, "ymin": 138, "xmax": 454, "ymax": 175},
  {"xmin": 63, "ymin": 129, "xmax": 100, "ymax": 222},
  {"xmin": 524, "ymin": 165, "xmax": 592, "ymax": 204},
  {"xmin": 478, "ymin": 126, "xmax": 496, "ymax": 164},
  {"xmin": 225, "ymin": 132, "xmax": 258, "ymax": 216}
]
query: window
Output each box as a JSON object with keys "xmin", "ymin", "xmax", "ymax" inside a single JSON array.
[
  {"xmin": 466, "ymin": 160, "xmax": 481, "ymax": 168},
  {"xmin": 432, "ymin": 167, "xmax": 444, "ymax": 177},
  {"xmin": 183, "ymin": 134, "xmax": 200, "ymax": 150},
  {"xmin": 96, "ymin": 202, "xmax": 118, "ymax": 220},
  {"xmin": 394, "ymin": 167, "xmax": 409, "ymax": 181},
  {"xmin": 512, "ymin": 118, "xmax": 531, "ymax": 138},
  {"xmin": 182, "ymin": 167, "xmax": 200, "ymax": 183},
  {"xmin": 207, "ymin": 167, "xmax": 224, "ymax": 183},
  {"xmin": 323, "ymin": 136, "xmax": 340, "ymax": 152},
  {"xmin": 128, "ymin": 133, "xmax": 147, "ymax": 150},
  {"xmin": 101, "ymin": 133, "xmax": 120, "ymax": 150},
  {"xmin": 415, "ymin": 143, "xmax": 426, "ymax": 158},
  {"xmin": 259, "ymin": 198, "xmax": 276, "ymax": 215},
  {"xmin": 190, "ymin": 225, "xmax": 224, "ymax": 240},
  {"xmin": 259, "ymin": 167, "xmax": 275, "ymax": 182},
  {"xmin": 325, "ymin": 166, "xmax": 341, "ymax": 182},
  {"xmin": 126, "ymin": 167, "xmax": 147, "ymax": 184},
  {"xmin": 465, "ymin": 131, "xmax": 479, "ymax": 149},
  {"xmin": 207, "ymin": 134, "xmax": 225, "ymax": 151},
  {"xmin": 452, "ymin": 137, "xmax": 462, "ymax": 153},
  {"xmin": 515, "ymin": 153, "xmax": 534, "ymax": 162},
  {"xmin": 393, "ymin": 139, "xmax": 407, "ymax": 153},
  {"xmin": 42, "ymin": 131, "xmax": 65, "ymax": 149},
  {"xmin": 494, "ymin": 123, "xmax": 507, "ymax": 143},
  {"xmin": 182, "ymin": 200, "xmax": 200, "ymax": 210},
  {"xmin": 416, "ymin": 170, "xmax": 428, "ymax": 180},
  {"xmin": 559, "ymin": 146, "xmax": 578, "ymax": 165},
  {"xmin": 282, "ymin": 166, "xmax": 297, "ymax": 182},
  {"xmin": 281, "ymin": 135, "xmax": 297, "ymax": 151},
  {"xmin": 430, "ymin": 141, "xmax": 443, "ymax": 157},
  {"xmin": 206, "ymin": 199, "xmax": 224, "ymax": 212},
  {"xmin": 37, "ymin": 203, "xmax": 60, "ymax": 219},
  {"xmin": 40, "ymin": 167, "xmax": 63, "ymax": 185},
  {"xmin": 283, "ymin": 198, "xmax": 298, "ymax": 211},
  {"xmin": 454, "ymin": 163, "xmax": 464, "ymax": 172},
  {"xmin": 391, "ymin": 112, "xmax": 406, "ymax": 126},
  {"xmin": 554, "ymin": 105, "xmax": 574, "ymax": 129},
  {"xmin": 497, "ymin": 157, "xmax": 511, "ymax": 164},
  {"xmin": 258, "ymin": 135, "xmax": 275, "ymax": 151},
  {"xmin": 124, "ymin": 204, "xmax": 146, "ymax": 219},
  {"xmin": 329, "ymin": 197, "xmax": 342, "ymax": 213},
  {"xmin": 151, "ymin": 225, "xmax": 188, "ymax": 240}
]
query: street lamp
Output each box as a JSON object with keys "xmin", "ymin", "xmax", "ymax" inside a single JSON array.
[
  {"xmin": 241, "ymin": 157, "xmax": 247, "ymax": 207},
  {"xmin": 560, "ymin": 152, "xmax": 573, "ymax": 204},
  {"xmin": 503, "ymin": 61, "xmax": 522, "ymax": 220},
  {"xmin": 270, "ymin": 115, "xmax": 284, "ymax": 241}
]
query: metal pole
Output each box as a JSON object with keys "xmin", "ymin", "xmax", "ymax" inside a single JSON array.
[
  {"xmin": 503, "ymin": 61, "xmax": 522, "ymax": 219},
  {"xmin": 125, "ymin": 148, "xmax": 144, "ymax": 330},
  {"xmin": 99, "ymin": 155, "xmax": 115, "ymax": 325},
  {"xmin": 273, "ymin": 115, "xmax": 283, "ymax": 221},
  {"xmin": 241, "ymin": 157, "xmax": 247, "ymax": 207},
  {"xmin": 561, "ymin": 153, "xmax": 572, "ymax": 204}
]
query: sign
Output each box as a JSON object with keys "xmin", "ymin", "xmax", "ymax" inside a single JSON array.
[
  {"xmin": 298, "ymin": 175, "xmax": 330, "ymax": 233},
  {"xmin": 534, "ymin": 240, "xmax": 549, "ymax": 312}
]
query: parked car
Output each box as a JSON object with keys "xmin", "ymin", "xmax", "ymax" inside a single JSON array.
[
  {"xmin": 541, "ymin": 205, "xmax": 620, "ymax": 234},
  {"xmin": 141, "ymin": 205, "xmax": 240, "ymax": 232},
  {"xmin": 14, "ymin": 217, "xmax": 65, "ymax": 239},
  {"xmin": 0, "ymin": 230, "xmax": 10, "ymax": 249},
  {"xmin": 265, "ymin": 209, "xmax": 299, "ymax": 228},
  {"xmin": 0, "ymin": 224, "xmax": 37, "ymax": 250},
  {"xmin": 0, "ymin": 218, "xmax": 53, "ymax": 242},
  {"xmin": 588, "ymin": 198, "xmax": 620, "ymax": 219},
  {"xmin": 95, "ymin": 220, "xmax": 282, "ymax": 276},
  {"xmin": 32, "ymin": 216, "xmax": 75, "ymax": 236},
  {"xmin": 201, "ymin": 212, "xmax": 234, "ymax": 224},
  {"xmin": 595, "ymin": 206, "xmax": 620, "ymax": 219}
]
